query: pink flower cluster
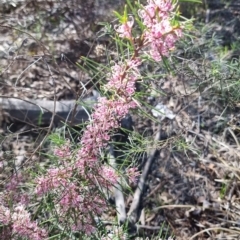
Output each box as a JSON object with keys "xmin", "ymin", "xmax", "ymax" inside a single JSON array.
[
  {"xmin": 126, "ymin": 167, "xmax": 141, "ymax": 185},
  {"xmin": 116, "ymin": 0, "xmax": 182, "ymax": 61},
  {"xmin": 54, "ymin": 141, "xmax": 71, "ymax": 160},
  {"xmin": 75, "ymin": 59, "xmax": 141, "ymax": 174},
  {"xmin": 35, "ymin": 167, "xmax": 107, "ymax": 235},
  {"xmin": 4, "ymin": 173, "xmax": 29, "ymax": 205},
  {"xmin": 139, "ymin": 0, "xmax": 182, "ymax": 61},
  {"xmin": 0, "ymin": 203, "xmax": 47, "ymax": 240},
  {"xmin": 36, "ymin": 167, "xmax": 72, "ymax": 195},
  {"xmin": 33, "ymin": 59, "xmax": 143, "ymax": 236},
  {"xmin": 12, "ymin": 205, "xmax": 47, "ymax": 240},
  {"xmin": 115, "ymin": 16, "xmax": 134, "ymax": 39},
  {"xmin": 105, "ymin": 59, "xmax": 141, "ymax": 96},
  {"xmin": 138, "ymin": 0, "xmax": 173, "ymax": 27}
]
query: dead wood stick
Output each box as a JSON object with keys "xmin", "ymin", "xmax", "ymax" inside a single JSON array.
[
  {"xmin": 127, "ymin": 126, "xmax": 161, "ymax": 224},
  {"xmin": 108, "ymin": 145, "xmax": 127, "ymax": 225},
  {"xmin": 114, "ymin": 182, "xmax": 127, "ymax": 225},
  {"xmin": 0, "ymin": 96, "xmax": 97, "ymax": 126}
]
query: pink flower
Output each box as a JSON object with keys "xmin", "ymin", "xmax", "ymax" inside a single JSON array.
[
  {"xmin": 59, "ymin": 184, "xmax": 83, "ymax": 211},
  {"xmin": 0, "ymin": 204, "xmax": 11, "ymax": 225},
  {"xmin": 0, "ymin": 203, "xmax": 47, "ymax": 240},
  {"xmin": 152, "ymin": 0, "xmax": 173, "ymax": 12},
  {"xmin": 138, "ymin": 0, "xmax": 172, "ymax": 28},
  {"xmin": 127, "ymin": 58, "xmax": 142, "ymax": 69},
  {"xmin": 105, "ymin": 60, "xmax": 141, "ymax": 97},
  {"xmin": 100, "ymin": 165, "xmax": 118, "ymax": 186},
  {"xmin": 115, "ymin": 16, "xmax": 134, "ymax": 39},
  {"xmin": 139, "ymin": 0, "xmax": 182, "ymax": 61},
  {"xmin": 11, "ymin": 205, "xmax": 47, "ymax": 240},
  {"xmin": 20, "ymin": 193, "xmax": 30, "ymax": 205},
  {"xmin": 78, "ymin": 96, "xmax": 137, "ymax": 165},
  {"xmin": 54, "ymin": 142, "xmax": 71, "ymax": 159},
  {"xmin": 151, "ymin": 20, "xmax": 173, "ymax": 38},
  {"xmin": 126, "ymin": 167, "xmax": 140, "ymax": 185},
  {"xmin": 72, "ymin": 219, "xmax": 96, "ymax": 235},
  {"xmin": 83, "ymin": 224, "xmax": 96, "ymax": 235},
  {"xmin": 6, "ymin": 173, "xmax": 23, "ymax": 192},
  {"xmin": 35, "ymin": 167, "xmax": 71, "ymax": 195}
]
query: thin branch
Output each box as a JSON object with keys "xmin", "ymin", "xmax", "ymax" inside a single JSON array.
[
  {"xmin": 190, "ymin": 227, "xmax": 240, "ymax": 240},
  {"xmin": 127, "ymin": 125, "xmax": 161, "ymax": 224}
]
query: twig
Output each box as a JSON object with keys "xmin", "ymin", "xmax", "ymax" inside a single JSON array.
[
  {"xmin": 197, "ymin": 96, "xmax": 202, "ymax": 133},
  {"xmin": 205, "ymin": 9, "xmax": 210, "ymax": 23},
  {"xmin": 127, "ymin": 125, "xmax": 161, "ymax": 224},
  {"xmin": 18, "ymin": 58, "xmax": 57, "ymax": 169},
  {"xmin": 0, "ymin": 25, "xmax": 78, "ymax": 96},
  {"xmin": 189, "ymin": 227, "xmax": 240, "ymax": 240},
  {"xmin": 136, "ymin": 224, "xmax": 161, "ymax": 230},
  {"xmin": 144, "ymin": 180, "xmax": 166, "ymax": 204},
  {"xmin": 14, "ymin": 56, "xmax": 43, "ymax": 87}
]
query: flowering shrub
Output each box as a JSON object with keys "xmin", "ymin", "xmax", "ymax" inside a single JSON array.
[
  {"xmin": 0, "ymin": 202, "xmax": 47, "ymax": 240},
  {"xmin": 0, "ymin": 0, "xmax": 182, "ymax": 238}
]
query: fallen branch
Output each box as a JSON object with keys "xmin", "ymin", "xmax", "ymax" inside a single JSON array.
[{"xmin": 0, "ymin": 96, "xmax": 97, "ymax": 126}]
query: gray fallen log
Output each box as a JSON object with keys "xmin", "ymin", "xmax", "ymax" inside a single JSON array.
[{"xmin": 0, "ymin": 96, "xmax": 97, "ymax": 126}]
